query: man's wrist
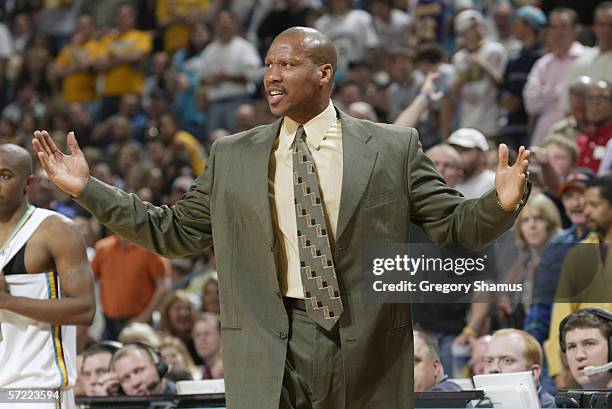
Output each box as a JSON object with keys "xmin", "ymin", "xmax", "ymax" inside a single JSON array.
[
  {"xmin": 462, "ymin": 326, "xmax": 478, "ymax": 337},
  {"xmin": 418, "ymin": 91, "xmax": 432, "ymax": 104},
  {"xmin": 496, "ymin": 183, "xmax": 531, "ymax": 212},
  {"xmin": 496, "ymin": 191, "xmax": 520, "ymax": 212}
]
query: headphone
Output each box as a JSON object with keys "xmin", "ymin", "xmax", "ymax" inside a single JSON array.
[
  {"xmin": 559, "ymin": 307, "xmax": 612, "ymax": 363},
  {"xmin": 125, "ymin": 341, "xmax": 170, "ymax": 380}
]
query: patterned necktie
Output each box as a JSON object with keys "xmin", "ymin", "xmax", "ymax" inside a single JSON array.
[{"xmin": 293, "ymin": 125, "xmax": 343, "ymax": 330}]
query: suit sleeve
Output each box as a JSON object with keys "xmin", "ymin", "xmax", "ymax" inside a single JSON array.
[
  {"xmin": 74, "ymin": 141, "xmax": 218, "ymax": 258},
  {"xmin": 406, "ymin": 128, "xmax": 525, "ymax": 247}
]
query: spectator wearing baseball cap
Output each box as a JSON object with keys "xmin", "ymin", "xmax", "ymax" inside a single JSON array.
[
  {"xmin": 499, "ymin": 5, "xmax": 547, "ymax": 150},
  {"xmin": 448, "ymin": 128, "xmax": 496, "ymax": 197},
  {"xmin": 524, "ymin": 168, "xmax": 593, "ymax": 347}
]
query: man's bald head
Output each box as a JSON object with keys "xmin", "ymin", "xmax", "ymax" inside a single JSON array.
[
  {"xmin": 569, "ymin": 75, "xmax": 593, "ymax": 98},
  {"xmin": 0, "ymin": 144, "xmax": 33, "ymax": 177},
  {"xmin": 274, "ymin": 27, "xmax": 337, "ymax": 74}
]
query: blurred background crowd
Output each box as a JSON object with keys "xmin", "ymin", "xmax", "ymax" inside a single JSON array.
[{"xmin": 0, "ymin": 0, "xmax": 611, "ymax": 402}]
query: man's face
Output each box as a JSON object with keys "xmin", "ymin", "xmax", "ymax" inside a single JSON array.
[
  {"xmin": 586, "ymin": 85, "xmax": 612, "ymax": 127},
  {"xmin": 0, "ymin": 153, "xmax": 29, "ymax": 216},
  {"xmin": 215, "ymin": 10, "xmax": 237, "ymax": 41},
  {"xmin": 427, "ymin": 149, "xmax": 463, "ymax": 187},
  {"xmin": 413, "ymin": 332, "xmax": 440, "ymax": 392},
  {"xmin": 594, "ymin": 7, "xmax": 612, "ymax": 51},
  {"xmin": 485, "ymin": 334, "xmax": 530, "ymax": 374},
  {"xmin": 452, "ymin": 146, "xmax": 481, "ymax": 179},
  {"xmin": 388, "ymin": 54, "xmax": 414, "ymax": 82},
  {"xmin": 561, "ymin": 189, "xmax": 587, "ymax": 227},
  {"xmin": 493, "ymin": 4, "xmax": 512, "ymax": 36},
  {"xmin": 584, "ymin": 187, "xmax": 612, "ymax": 236},
  {"xmin": 512, "ymin": 18, "xmax": 531, "ymax": 42},
  {"xmin": 264, "ymin": 34, "xmax": 331, "ymax": 123},
  {"xmin": 81, "ymin": 352, "xmax": 112, "ymax": 397},
  {"xmin": 113, "ymin": 349, "xmax": 160, "ymax": 396},
  {"xmin": 565, "ymin": 327, "xmax": 611, "ymax": 389},
  {"xmin": 460, "ymin": 25, "xmax": 481, "ymax": 49},
  {"xmin": 77, "ymin": 14, "xmax": 94, "ymax": 38},
  {"xmin": 569, "ymin": 92, "xmax": 588, "ymax": 129},
  {"xmin": 116, "ymin": 5, "xmax": 135, "ymax": 32},
  {"xmin": 193, "ymin": 320, "xmax": 221, "ymax": 360},
  {"xmin": 548, "ymin": 12, "xmax": 576, "ymax": 53}
]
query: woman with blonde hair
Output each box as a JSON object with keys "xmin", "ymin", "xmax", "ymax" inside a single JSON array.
[
  {"xmin": 159, "ymin": 335, "xmax": 201, "ymax": 380},
  {"xmin": 498, "ymin": 193, "xmax": 562, "ymax": 327}
]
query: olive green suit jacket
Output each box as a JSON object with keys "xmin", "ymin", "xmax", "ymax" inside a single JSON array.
[{"xmin": 76, "ymin": 110, "xmax": 523, "ymax": 409}]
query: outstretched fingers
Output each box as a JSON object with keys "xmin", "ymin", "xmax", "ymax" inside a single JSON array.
[
  {"xmin": 32, "ymin": 130, "xmax": 57, "ymax": 158},
  {"xmin": 497, "ymin": 143, "xmax": 509, "ymax": 170},
  {"xmin": 516, "ymin": 146, "xmax": 530, "ymax": 175},
  {"xmin": 42, "ymin": 130, "xmax": 60, "ymax": 155},
  {"xmin": 66, "ymin": 131, "xmax": 81, "ymax": 155}
]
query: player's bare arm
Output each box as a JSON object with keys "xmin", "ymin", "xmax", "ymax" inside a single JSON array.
[{"xmin": 0, "ymin": 215, "xmax": 95, "ymax": 325}]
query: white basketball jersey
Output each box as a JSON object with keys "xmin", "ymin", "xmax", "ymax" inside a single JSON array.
[{"xmin": 0, "ymin": 206, "xmax": 77, "ymax": 409}]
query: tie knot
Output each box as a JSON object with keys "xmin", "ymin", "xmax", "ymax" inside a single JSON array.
[{"xmin": 295, "ymin": 125, "xmax": 306, "ymax": 141}]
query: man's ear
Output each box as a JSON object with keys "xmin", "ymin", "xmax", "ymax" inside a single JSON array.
[
  {"xmin": 530, "ymin": 364, "xmax": 541, "ymax": 383},
  {"xmin": 432, "ymin": 358, "xmax": 443, "ymax": 379},
  {"xmin": 319, "ymin": 63, "xmax": 334, "ymax": 86},
  {"xmin": 24, "ymin": 174, "xmax": 34, "ymax": 193}
]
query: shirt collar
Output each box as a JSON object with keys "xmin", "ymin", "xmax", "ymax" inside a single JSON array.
[
  {"xmin": 568, "ymin": 41, "xmax": 585, "ymax": 58},
  {"xmin": 280, "ymin": 100, "xmax": 336, "ymax": 150}
]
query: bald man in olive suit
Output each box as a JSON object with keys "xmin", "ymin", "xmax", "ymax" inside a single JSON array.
[{"xmin": 34, "ymin": 27, "xmax": 530, "ymax": 409}]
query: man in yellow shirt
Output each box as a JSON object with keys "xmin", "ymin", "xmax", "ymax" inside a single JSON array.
[
  {"xmin": 156, "ymin": 0, "xmax": 208, "ymax": 54},
  {"xmin": 51, "ymin": 14, "xmax": 100, "ymax": 104},
  {"xmin": 159, "ymin": 112, "xmax": 207, "ymax": 176},
  {"xmin": 95, "ymin": 3, "xmax": 152, "ymax": 119}
]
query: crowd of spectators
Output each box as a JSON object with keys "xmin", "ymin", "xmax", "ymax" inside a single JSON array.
[{"xmin": 0, "ymin": 0, "xmax": 611, "ymax": 403}]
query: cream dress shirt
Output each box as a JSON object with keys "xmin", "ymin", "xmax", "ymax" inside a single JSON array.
[{"xmin": 268, "ymin": 101, "xmax": 343, "ymax": 298}]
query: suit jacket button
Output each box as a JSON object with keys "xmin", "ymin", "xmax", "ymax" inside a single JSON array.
[{"xmin": 279, "ymin": 331, "xmax": 288, "ymax": 340}]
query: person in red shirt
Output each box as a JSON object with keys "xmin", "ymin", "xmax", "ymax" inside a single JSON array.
[{"xmin": 577, "ymin": 80, "xmax": 612, "ymax": 172}]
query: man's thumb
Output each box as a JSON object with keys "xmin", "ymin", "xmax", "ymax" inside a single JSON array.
[{"xmin": 67, "ymin": 132, "xmax": 80, "ymax": 155}]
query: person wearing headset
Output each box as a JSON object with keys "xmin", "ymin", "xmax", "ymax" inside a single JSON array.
[
  {"xmin": 560, "ymin": 308, "xmax": 612, "ymax": 389},
  {"xmin": 107, "ymin": 343, "xmax": 176, "ymax": 396},
  {"xmin": 79, "ymin": 341, "xmax": 122, "ymax": 397}
]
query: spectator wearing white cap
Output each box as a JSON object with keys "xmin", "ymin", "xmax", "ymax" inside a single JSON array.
[
  {"xmin": 451, "ymin": 9, "xmax": 508, "ymax": 139},
  {"xmin": 448, "ymin": 128, "xmax": 496, "ymax": 197}
]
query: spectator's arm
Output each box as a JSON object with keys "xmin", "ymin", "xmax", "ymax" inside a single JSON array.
[
  {"xmin": 131, "ymin": 274, "xmax": 170, "ymax": 324},
  {"xmin": 468, "ymin": 54, "xmax": 503, "ymax": 85},
  {"xmin": 394, "ymin": 72, "xmax": 443, "ymax": 128}
]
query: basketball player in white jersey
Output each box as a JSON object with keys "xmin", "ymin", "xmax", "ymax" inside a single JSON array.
[{"xmin": 0, "ymin": 144, "xmax": 95, "ymax": 408}]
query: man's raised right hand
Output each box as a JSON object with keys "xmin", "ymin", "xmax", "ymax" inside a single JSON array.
[{"xmin": 32, "ymin": 130, "xmax": 90, "ymax": 198}]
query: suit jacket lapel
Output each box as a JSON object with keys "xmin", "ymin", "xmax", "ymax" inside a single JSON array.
[
  {"xmin": 336, "ymin": 111, "xmax": 378, "ymax": 242},
  {"xmin": 242, "ymin": 119, "xmax": 282, "ymax": 245}
]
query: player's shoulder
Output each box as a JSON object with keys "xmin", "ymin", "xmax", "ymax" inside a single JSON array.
[{"xmin": 34, "ymin": 209, "xmax": 79, "ymax": 239}]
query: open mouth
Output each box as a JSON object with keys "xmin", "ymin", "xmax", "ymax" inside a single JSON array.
[{"xmin": 267, "ymin": 89, "xmax": 285, "ymax": 105}]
